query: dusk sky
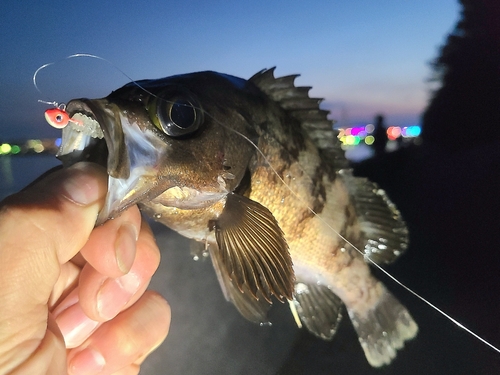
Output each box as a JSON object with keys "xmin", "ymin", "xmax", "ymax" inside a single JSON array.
[{"xmin": 0, "ymin": 0, "xmax": 459, "ymax": 140}]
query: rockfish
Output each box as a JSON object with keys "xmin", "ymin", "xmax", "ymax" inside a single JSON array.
[{"xmin": 53, "ymin": 68, "xmax": 418, "ymax": 367}]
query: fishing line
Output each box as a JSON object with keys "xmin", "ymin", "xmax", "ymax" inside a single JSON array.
[
  {"xmin": 203, "ymin": 98, "xmax": 500, "ymax": 355},
  {"xmin": 34, "ymin": 53, "xmax": 165, "ymax": 129},
  {"xmin": 34, "ymin": 54, "xmax": 500, "ymax": 354},
  {"xmin": 33, "ymin": 53, "xmax": 160, "ymax": 103}
]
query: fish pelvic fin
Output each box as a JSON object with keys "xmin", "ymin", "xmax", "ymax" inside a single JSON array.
[
  {"xmin": 348, "ymin": 288, "xmax": 418, "ymax": 367},
  {"xmin": 339, "ymin": 169, "xmax": 409, "ymax": 265},
  {"xmin": 291, "ymin": 281, "xmax": 343, "ymax": 340}
]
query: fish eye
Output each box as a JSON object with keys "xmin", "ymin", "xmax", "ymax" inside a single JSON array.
[
  {"xmin": 169, "ymin": 99, "xmax": 196, "ymax": 129},
  {"xmin": 151, "ymin": 91, "xmax": 203, "ymax": 137}
]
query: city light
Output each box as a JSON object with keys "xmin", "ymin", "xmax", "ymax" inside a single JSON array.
[
  {"xmin": 0, "ymin": 139, "xmax": 60, "ymax": 156},
  {"xmin": 0, "ymin": 144, "xmax": 12, "ymax": 154},
  {"xmin": 337, "ymin": 124, "xmax": 421, "ymax": 146},
  {"xmin": 0, "ymin": 125, "xmax": 422, "ymax": 157},
  {"xmin": 387, "ymin": 126, "xmax": 401, "ymax": 140},
  {"xmin": 403, "ymin": 125, "xmax": 421, "ymax": 137},
  {"xmin": 365, "ymin": 135, "xmax": 375, "ymax": 145}
]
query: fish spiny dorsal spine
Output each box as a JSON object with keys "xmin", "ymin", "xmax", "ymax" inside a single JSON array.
[{"xmin": 249, "ymin": 68, "xmax": 350, "ymax": 171}]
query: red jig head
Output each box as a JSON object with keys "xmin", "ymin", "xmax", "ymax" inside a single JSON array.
[{"xmin": 44, "ymin": 105, "xmax": 83, "ymax": 129}]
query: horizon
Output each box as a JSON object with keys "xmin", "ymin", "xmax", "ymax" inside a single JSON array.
[{"xmin": 0, "ymin": 1, "xmax": 459, "ymax": 140}]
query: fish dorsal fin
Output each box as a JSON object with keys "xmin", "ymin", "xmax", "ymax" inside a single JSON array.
[
  {"xmin": 292, "ymin": 281, "xmax": 344, "ymax": 340},
  {"xmin": 213, "ymin": 192, "xmax": 295, "ymax": 303},
  {"xmin": 339, "ymin": 170, "xmax": 409, "ymax": 264},
  {"xmin": 249, "ymin": 68, "xmax": 349, "ymax": 171}
]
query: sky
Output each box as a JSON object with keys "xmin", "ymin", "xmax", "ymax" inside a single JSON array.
[{"xmin": 0, "ymin": 0, "xmax": 459, "ymax": 140}]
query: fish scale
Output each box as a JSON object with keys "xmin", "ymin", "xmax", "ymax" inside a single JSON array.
[{"xmin": 52, "ymin": 68, "xmax": 417, "ymax": 368}]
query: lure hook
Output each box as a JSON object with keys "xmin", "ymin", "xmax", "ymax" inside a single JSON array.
[{"xmin": 40, "ymin": 101, "xmax": 82, "ymax": 129}]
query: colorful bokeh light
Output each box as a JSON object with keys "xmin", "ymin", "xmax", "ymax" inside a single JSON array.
[
  {"xmin": 0, "ymin": 139, "xmax": 60, "ymax": 155},
  {"xmin": 365, "ymin": 135, "xmax": 375, "ymax": 145},
  {"xmin": 387, "ymin": 126, "xmax": 401, "ymax": 140},
  {"xmin": 0, "ymin": 143, "xmax": 12, "ymax": 154},
  {"xmin": 337, "ymin": 124, "xmax": 421, "ymax": 146}
]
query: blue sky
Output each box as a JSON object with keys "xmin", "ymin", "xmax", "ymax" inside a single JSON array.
[{"xmin": 0, "ymin": 0, "xmax": 459, "ymax": 140}]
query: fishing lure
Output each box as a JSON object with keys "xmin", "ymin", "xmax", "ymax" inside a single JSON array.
[
  {"xmin": 44, "ymin": 105, "xmax": 83, "ymax": 129},
  {"xmin": 34, "ymin": 54, "xmax": 150, "ymax": 130}
]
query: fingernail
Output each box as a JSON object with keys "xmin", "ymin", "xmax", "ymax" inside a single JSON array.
[
  {"xmin": 115, "ymin": 222, "xmax": 138, "ymax": 274},
  {"xmin": 62, "ymin": 163, "xmax": 106, "ymax": 205},
  {"xmin": 56, "ymin": 303, "xmax": 100, "ymax": 348},
  {"xmin": 69, "ymin": 347, "xmax": 105, "ymax": 375},
  {"xmin": 97, "ymin": 272, "xmax": 141, "ymax": 320}
]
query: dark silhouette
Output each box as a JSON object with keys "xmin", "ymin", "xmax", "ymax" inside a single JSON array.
[
  {"xmin": 421, "ymin": 0, "xmax": 500, "ymax": 153},
  {"xmin": 347, "ymin": 2, "xmax": 500, "ymax": 373},
  {"xmin": 372, "ymin": 114, "xmax": 388, "ymax": 156}
]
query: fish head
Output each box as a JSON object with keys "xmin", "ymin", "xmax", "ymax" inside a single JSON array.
[{"xmin": 57, "ymin": 72, "xmax": 260, "ymax": 224}]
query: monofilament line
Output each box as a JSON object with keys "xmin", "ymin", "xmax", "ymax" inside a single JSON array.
[
  {"xmin": 214, "ymin": 118, "xmax": 500, "ymax": 355},
  {"xmin": 33, "ymin": 53, "xmax": 160, "ymax": 99},
  {"xmin": 33, "ymin": 55, "xmax": 500, "ymax": 355}
]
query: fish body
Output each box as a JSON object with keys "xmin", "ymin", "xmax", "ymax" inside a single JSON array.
[{"xmin": 55, "ymin": 68, "xmax": 417, "ymax": 367}]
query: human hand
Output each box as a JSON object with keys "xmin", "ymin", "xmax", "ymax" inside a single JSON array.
[{"xmin": 0, "ymin": 162, "xmax": 170, "ymax": 375}]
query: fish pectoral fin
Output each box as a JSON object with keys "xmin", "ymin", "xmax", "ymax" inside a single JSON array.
[
  {"xmin": 340, "ymin": 170, "xmax": 409, "ymax": 265},
  {"xmin": 209, "ymin": 242, "xmax": 271, "ymax": 324},
  {"xmin": 292, "ymin": 281, "xmax": 343, "ymax": 340},
  {"xmin": 213, "ymin": 193, "xmax": 295, "ymax": 303}
]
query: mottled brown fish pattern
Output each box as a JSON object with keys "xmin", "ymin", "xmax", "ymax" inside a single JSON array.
[{"xmin": 53, "ymin": 68, "xmax": 417, "ymax": 367}]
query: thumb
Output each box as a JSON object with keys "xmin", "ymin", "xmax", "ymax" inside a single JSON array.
[{"xmin": 0, "ymin": 162, "xmax": 107, "ymax": 319}]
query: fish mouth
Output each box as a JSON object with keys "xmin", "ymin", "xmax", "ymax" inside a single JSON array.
[
  {"xmin": 59, "ymin": 99, "xmax": 168, "ymax": 225},
  {"xmin": 59, "ymin": 99, "xmax": 126, "ymax": 176}
]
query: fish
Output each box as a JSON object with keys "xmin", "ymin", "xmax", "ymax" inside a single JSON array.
[{"xmin": 51, "ymin": 68, "xmax": 418, "ymax": 367}]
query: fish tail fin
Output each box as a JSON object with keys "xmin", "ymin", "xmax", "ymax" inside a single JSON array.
[{"xmin": 347, "ymin": 288, "xmax": 418, "ymax": 367}]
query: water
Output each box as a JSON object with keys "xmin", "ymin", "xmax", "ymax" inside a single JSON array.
[{"xmin": 0, "ymin": 154, "xmax": 61, "ymax": 200}]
